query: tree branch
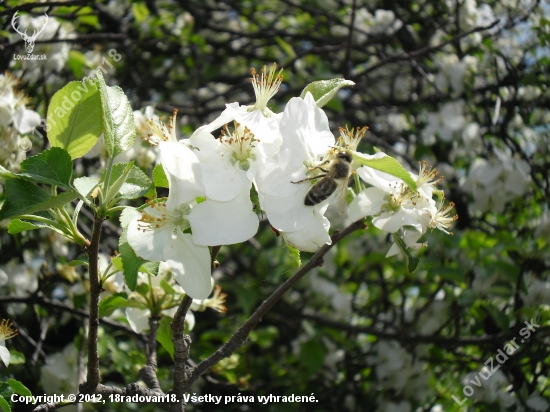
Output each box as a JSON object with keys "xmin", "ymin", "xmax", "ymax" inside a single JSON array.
[
  {"xmin": 170, "ymin": 294, "xmax": 193, "ymax": 411},
  {"xmin": 139, "ymin": 316, "xmax": 163, "ymax": 393},
  {"xmin": 80, "ymin": 213, "xmax": 103, "ymax": 392}
]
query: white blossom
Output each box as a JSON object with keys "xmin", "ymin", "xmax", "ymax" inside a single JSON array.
[{"xmin": 255, "ymin": 92, "xmax": 335, "ymax": 251}]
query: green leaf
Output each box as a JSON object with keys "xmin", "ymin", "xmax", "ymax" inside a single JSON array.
[
  {"xmin": 132, "ymin": 2, "xmax": 149, "ymax": 22},
  {"xmin": 119, "ymin": 207, "xmax": 139, "ymax": 229},
  {"xmin": 157, "ymin": 316, "xmax": 174, "ymax": 359},
  {"xmin": 111, "ymin": 256, "xmax": 123, "ymax": 271},
  {"xmin": 99, "ymin": 295, "xmax": 129, "ymax": 318},
  {"xmin": 392, "ymin": 233, "xmax": 420, "ymax": 273},
  {"xmin": 0, "ymin": 178, "xmax": 49, "ymax": 220},
  {"xmin": 300, "ymin": 79, "xmax": 355, "ymax": 108},
  {"xmin": 103, "ymin": 162, "xmax": 133, "ymax": 205},
  {"xmin": 31, "ymin": 191, "xmax": 78, "ymax": 214},
  {"xmin": 299, "ymin": 340, "xmax": 325, "ymax": 376},
  {"xmin": 153, "ymin": 164, "xmax": 169, "ymax": 188},
  {"xmin": 7, "ymin": 379, "xmax": 31, "ymax": 397},
  {"xmin": 119, "ymin": 166, "xmax": 152, "ymax": 199},
  {"xmin": 482, "ymin": 303, "xmax": 510, "ymax": 333},
  {"xmin": 0, "ymin": 396, "xmax": 10, "ymax": 412},
  {"xmin": 6, "ymin": 350, "xmax": 24, "ymax": 365},
  {"xmin": 286, "ymin": 243, "xmax": 301, "ymax": 267},
  {"xmin": 119, "ymin": 229, "xmax": 145, "ymax": 291},
  {"xmin": 160, "ymin": 278, "xmax": 176, "ymax": 295},
  {"xmin": 19, "ymin": 147, "xmax": 73, "ymax": 189},
  {"xmin": 0, "ymin": 180, "xmax": 76, "ymax": 221},
  {"xmin": 73, "ymin": 176, "xmax": 99, "ymax": 198},
  {"xmin": 351, "ymin": 152, "xmax": 417, "ymax": 191},
  {"xmin": 67, "ymin": 50, "xmax": 86, "ymax": 79},
  {"xmin": 68, "ymin": 255, "xmax": 89, "ymax": 267},
  {"xmin": 47, "ymin": 80, "xmax": 102, "ymax": 159},
  {"xmin": 140, "ymin": 261, "xmax": 160, "ymax": 276},
  {"xmin": 0, "ymin": 165, "xmax": 15, "ymax": 182},
  {"xmin": 96, "ymin": 71, "xmax": 136, "ymax": 157},
  {"xmin": 275, "ymin": 36, "xmax": 297, "ymax": 60},
  {"xmin": 8, "ymin": 219, "xmax": 41, "ymax": 234}
]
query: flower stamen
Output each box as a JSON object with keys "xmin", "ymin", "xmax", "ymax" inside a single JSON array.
[
  {"xmin": 430, "ymin": 200, "xmax": 458, "ymax": 234},
  {"xmin": 142, "ymin": 108, "xmax": 179, "ymax": 146},
  {"xmin": 249, "ymin": 63, "xmax": 283, "ymax": 116},
  {"xmin": 338, "ymin": 126, "xmax": 368, "ymax": 151},
  {"xmin": 220, "ymin": 122, "xmax": 257, "ymax": 170},
  {"xmin": 417, "ymin": 160, "xmax": 443, "ymax": 187},
  {"xmin": 0, "ymin": 319, "xmax": 18, "ymax": 342}
]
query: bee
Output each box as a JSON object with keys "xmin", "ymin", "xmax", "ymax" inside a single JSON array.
[{"xmin": 293, "ymin": 151, "xmax": 353, "ymax": 214}]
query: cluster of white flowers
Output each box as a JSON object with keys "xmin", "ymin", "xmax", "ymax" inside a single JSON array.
[
  {"xmin": 421, "ymin": 100, "xmax": 466, "ymax": 145},
  {"xmin": 373, "ymin": 340, "xmax": 432, "ymax": 401},
  {"xmin": 127, "ymin": 65, "xmax": 456, "ymax": 299},
  {"xmin": 460, "ymin": 369, "xmax": 516, "ymax": 408},
  {"xmin": 348, "ymin": 159, "xmax": 456, "ymax": 257},
  {"xmin": 0, "ymin": 72, "xmax": 41, "ymax": 171},
  {"xmin": 460, "ymin": 148, "xmax": 531, "ymax": 213},
  {"xmin": 353, "ymin": 9, "xmax": 403, "ymax": 39}
]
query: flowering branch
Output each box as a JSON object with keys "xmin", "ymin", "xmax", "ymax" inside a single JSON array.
[{"xmin": 182, "ymin": 220, "xmax": 367, "ymax": 390}]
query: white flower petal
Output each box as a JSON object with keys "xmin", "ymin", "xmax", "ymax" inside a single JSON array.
[
  {"xmin": 126, "ymin": 307, "xmax": 151, "ymax": 333},
  {"xmin": 185, "ymin": 311, "xmax": 196, "ymax": 331},
  {"xmin": 199, "ymin": 161, "xmax": 243, "ymax": 201},
  {"xmin": 260, "ymin": 188, "xmax": 321, "ymax": 232},
  {"xmin": 301, "ymin": 93, "xmax": 335, "ymax": 157},
  {"xmin": 13, "ymin": 106, "xmax": 41, "ymax": 134},
  {"xmin": 127, "ymin": 211, "xmax": 174, "ymax": 261},
  {"xmin": 373, "ymin": 209, "xmax": 420, "ymax": 233},
  {"xmin": 188, "ymin": 186, "xmax": 259, "ymax": 245},
  {"xmin": 357, "ymin": 166, "xmax": 401, "ymax": 189},
  {"xmin": 0, "ymin": 343, "xmax": 10, "ymax": 367},
  {"xmin": 190, "ymin": 104, "xmax": 238, "ymax": 138},
  {"xmin": 347, "ymin": 187, "xmax": 387, "ymax": 222},
  {"xmin": 164, "ymin": 232, "xmax": 212, "ymax": 299},
  {"xmin": 283, "ymin": 205, "xmax": 331, "ymax": 252},
  {"xmin": 159, "ymin": 142, "xmax": 205, "ymax": 207}
]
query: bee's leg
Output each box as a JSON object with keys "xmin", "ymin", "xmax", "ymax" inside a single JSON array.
[
  {"xmin": 308, "ymin": 166, "xmax": 329, "ymax": 173},
  {"xmin": 306, "ymin": 160, "xmax": 330, "ymax": 173},
  {"xmin": 291, "ymin": 173, "xmax": 327, "ymax": 184}
]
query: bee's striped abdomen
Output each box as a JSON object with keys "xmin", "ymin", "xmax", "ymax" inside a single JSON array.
[{"xmin": 304, "ymin": 177, "xmax": 337, "ymax": 205}]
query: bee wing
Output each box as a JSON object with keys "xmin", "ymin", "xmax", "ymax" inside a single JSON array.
[{"xmin": 333, "ymin": 181, "xmax": 349, "ymax": 215}]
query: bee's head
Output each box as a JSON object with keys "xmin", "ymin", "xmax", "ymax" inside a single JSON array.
[{"xmin": 337, "ymin": 151, "xmax": 353, "ymax": 163}]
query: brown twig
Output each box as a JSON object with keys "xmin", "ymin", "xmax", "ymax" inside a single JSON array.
[
  {"xmin": 31, "ymin": 316, "xmax": 52, "ymax": 365},
  {"xmin": 80, "ymin": 213, "xmax": 103, "ymax": 393},
  {"xmin": 170, "ymin": 294, "xmax": 193, "ymax": 411},
  {"xmin": 139, "ymin": 316, "xmax": 163, "ymax": 393}
]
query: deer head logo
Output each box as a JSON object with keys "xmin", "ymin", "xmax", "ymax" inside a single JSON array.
[{"xmin": 12, "ymin": 11, "xmax": 49, "ymax": 54}]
